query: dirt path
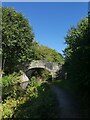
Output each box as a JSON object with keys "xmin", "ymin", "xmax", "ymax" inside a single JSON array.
[{"xmin": 50, "ymin": 84, "xmax": 84, "ymax": 118}]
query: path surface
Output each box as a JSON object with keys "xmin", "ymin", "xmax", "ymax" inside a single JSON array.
[{"xmin": 50, "ymin": 84, "xmax": 84, "ymax": 118}]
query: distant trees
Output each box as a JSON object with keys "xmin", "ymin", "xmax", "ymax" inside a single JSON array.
[
  {"xmin": 64, "ymin": 17, "xmax": 89, "ymax": 95},
  {"xmin": 2, "ymin": 7, "xmax": 34, "ymax": 74},
  {"xmin": 32, "ymin": 42, "xmax": 64, "ymax": 64}
]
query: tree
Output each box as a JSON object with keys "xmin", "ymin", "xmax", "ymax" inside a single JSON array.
[
  {"xmin": 2, "ymin": 7, "xmax": 34, "ymax": 74},
  {"xmin": 32, "ymin": 42, "xmax": 64, "ymax": 64},
  {"xmin": 63, "ymin": 17, "xmax": 89, "ymax": 95}
]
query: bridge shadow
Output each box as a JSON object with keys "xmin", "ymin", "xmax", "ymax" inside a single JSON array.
[
  {"xmin": 12, "ymin": 82, "xmax": 59, "ymax": 119},
  {"xmin": 25, "ymin": 68, "xmax": 53, "ymax": 81}
]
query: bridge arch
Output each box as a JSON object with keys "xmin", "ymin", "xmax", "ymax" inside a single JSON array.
[
  {"xmin": 25, "ymin": 67, "xmax": 52, "ymax": 81},
  {"xmin": 21, "ymin": 60, "xmax": 61, "ymax": 83}
]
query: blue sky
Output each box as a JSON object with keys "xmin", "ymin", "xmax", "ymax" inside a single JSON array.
[{"xmin": 2, "ymin": 2, "xmax": 88, "ymax": 55}]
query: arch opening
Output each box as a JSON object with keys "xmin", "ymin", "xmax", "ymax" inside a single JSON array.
[{"xmin": 25, "ymin": 67, "xmax": 52, "ymax": 82}]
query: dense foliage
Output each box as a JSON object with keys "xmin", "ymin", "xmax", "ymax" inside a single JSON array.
[
  {"xmin": 1, "ymin": 72, "xmax": 21, "ymax": 100},
  {"xmin": 2, "ymin": 7, "xmax": 34, "ymax": 74},
  {"xmin": 1, "ymin": 76, "xmax": 58, "ymax": 119},
  {"xmin": 32, "ymin": 41, "xmax": 64, "ymax": 64},
  {"xmin": 64, "ymin": 17, "xmax": 89, "ymax": 97}
]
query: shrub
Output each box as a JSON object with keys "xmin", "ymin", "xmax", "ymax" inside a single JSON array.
[{"xmin": 1, "ymin": 73, "xmax": 21, "ymax": 100}]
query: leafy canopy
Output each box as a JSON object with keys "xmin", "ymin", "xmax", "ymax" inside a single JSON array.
[
  {"xmin": 2, "ymin": 7, "xmax": 34, "ymax": 73},
  {"xmin": 32, "ymin": 42, "xmax": 64, "ymax": 64},
  {"xmin": 64, "ymin": 17, "xmax": 89, "ymax": 95}
]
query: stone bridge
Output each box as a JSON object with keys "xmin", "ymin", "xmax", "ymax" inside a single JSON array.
[{"xmin": 21, "ymin": 60, "xmax": 62, "ymax": 83}]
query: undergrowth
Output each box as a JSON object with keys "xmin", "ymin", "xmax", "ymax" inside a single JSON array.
[{"xmin": 1, "ymin": 75, "xmax": 59, "ymax": 119}]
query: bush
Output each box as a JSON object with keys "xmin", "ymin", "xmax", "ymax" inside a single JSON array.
[
  {"xmin": 1, "ymin": 73, "xmax": 21, "ymax": 100},
  {"xmin": 2, "ymin": 75, "xmax": 59, "ymax": 119},
  {"xmin": 2, "ymin": 98, "xmax": 17, "ymax": 119},
  {"xmin": 14, "ymin": 82, "xmax": 59, "ymax": 119}
]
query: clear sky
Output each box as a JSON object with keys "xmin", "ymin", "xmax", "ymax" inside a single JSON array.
[{"xmin": 2, "ymin": 2, "xmax": 88, "ymax": 55}]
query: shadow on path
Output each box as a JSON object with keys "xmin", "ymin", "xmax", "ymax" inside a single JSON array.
[{"xmin": 50, "ymin": 84, "xmax": 86, "ymax": 118}]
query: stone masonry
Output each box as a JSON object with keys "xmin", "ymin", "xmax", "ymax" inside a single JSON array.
[{"xmin": 21, "ymin": 60, "xmax": 62, "ymax": 82}]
